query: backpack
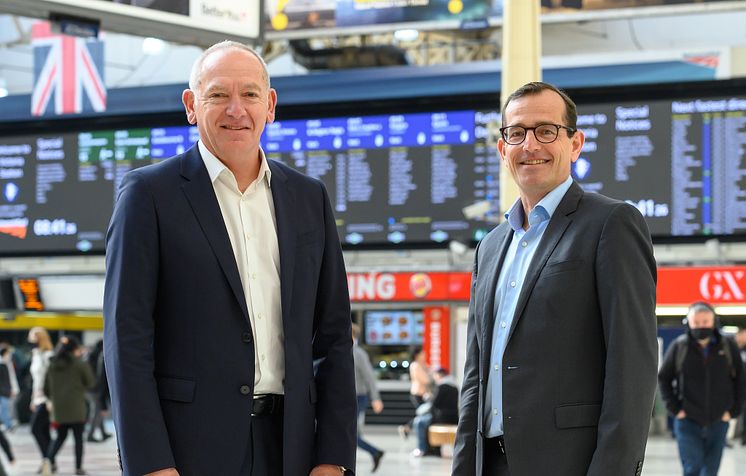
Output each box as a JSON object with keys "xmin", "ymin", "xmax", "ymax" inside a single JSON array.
[{"xmin": 672, "ymin": 333, "xmax": 737, "ymax": 400}]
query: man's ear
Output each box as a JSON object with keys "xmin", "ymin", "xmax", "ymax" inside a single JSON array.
[
  {"xmin": 182, "ymin": 89, "xmax": 197, "ymax": 125},
  {"xmin": 266, "ymin": 88, "xmax": 278, "ymax": 124}
]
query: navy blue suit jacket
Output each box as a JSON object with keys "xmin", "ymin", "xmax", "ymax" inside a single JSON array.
[{"xmin": 103, "ymin": 146, "xmax": 356, "ymax": 475}]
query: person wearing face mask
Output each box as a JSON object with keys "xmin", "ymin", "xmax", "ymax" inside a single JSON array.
[{"xmin": 658, "ymin": 302, "xmax": 746, "ymax": 476}]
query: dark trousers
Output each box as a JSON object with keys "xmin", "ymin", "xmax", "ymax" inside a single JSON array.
[
  {"xmin": 30, "ymin": 404, "xmax": 51, "ymax": 458},
  {"xmin": 356, "ymin": 395, "xmax": 382, "ymax": 458},
  {"xmin": 239, "ymin": 411, "xmax": 283, "ymax": 475},
  {"xmin": 674, "ymin": 417, "xmax": 728, "ymax": 476},
  {"xmin": 483, "ymin": 437, "xmax": 510, "ymax": 476},
  {"xmin": 47, "ymin": 423, "xmax": 85, "ymax": 469}
]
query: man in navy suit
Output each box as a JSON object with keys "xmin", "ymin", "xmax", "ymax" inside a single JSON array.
[{"xmin": 104, "ymin": 41, "xmax": 356, "ymax": 476}]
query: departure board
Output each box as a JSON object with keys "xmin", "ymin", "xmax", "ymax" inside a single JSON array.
[
  {"xmin": 0, "ymin": 111, "xmax": 500, "ymax": 254},
  {"xmin": 1, "ymin": 91, "xmax": 745, "ymax": 256},
  {"xmin": 573, "ymin": 97, "xmax": 746, "ymax": 237}
]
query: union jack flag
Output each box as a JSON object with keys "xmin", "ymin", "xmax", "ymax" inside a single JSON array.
[{"xmin": 31, "ymin": 21, "xmax": 106, "ymax": 117}]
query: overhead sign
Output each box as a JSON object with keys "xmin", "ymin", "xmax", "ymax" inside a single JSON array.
[
  {"xmin": 657, "ymin": 266, "xmax": 746, "ymax": 306},
  {"xmin": 347, "ymin": 272, "xmax": 472, "ymax": 302},
  {"xmin": 265, "ymin": 0, "xmax": 491, "ymax": 37},
  {"xmin": 1, "ymin": 0, "xmax": 261, "ymax": 46}
]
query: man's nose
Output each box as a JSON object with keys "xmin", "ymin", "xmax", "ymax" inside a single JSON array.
[
  {"xmin": 522, "ymin": 130, "xmax": 542, "ymax": 151},
  {"xmin": 225, "ymin": 95, "xmax": 246, "ymax": 117}
]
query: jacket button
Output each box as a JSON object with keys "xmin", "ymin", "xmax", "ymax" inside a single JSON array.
[
  {"xmin": 239, "ymin": 385, "xmax": 251, "ymax": 395},
  {"xmin": 242, "ymin": 332, "xmax": 252, "ymax": 343}
]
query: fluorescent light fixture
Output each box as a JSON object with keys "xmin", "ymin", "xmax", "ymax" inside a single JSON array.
[
  {"xmin": 394, "ymin": 29, "xmax": 419, "ymax": 42},
  {"xmin": 655, "ymin": 306, "xmax": 689, "ymax": 316},
  {"xmin": 713, "ymin": 306, "xmax": 746, "ymax": 316},
  {"xmin": 656, "ymin": 305, "xmax": 746, "ymax": 317},
  {"xmin": 142, "ymin": 37, "xmax": 166, "ymax": 55}
]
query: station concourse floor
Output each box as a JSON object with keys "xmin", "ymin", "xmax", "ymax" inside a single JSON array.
[{"xmin": 2, "ymin": 423, "xmax": 745, "ymax": 475}]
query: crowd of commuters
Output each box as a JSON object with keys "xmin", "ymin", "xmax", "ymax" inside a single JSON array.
[{"xmin": 0, "ymin": 327, "xmax": 112, "ymax": 475}]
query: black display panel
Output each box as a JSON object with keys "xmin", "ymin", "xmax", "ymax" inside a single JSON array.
[
  {"xmin": 573, "ymin": 96, "xmax": 746, "ymax": 237},
  {"xmin": 1, "ymin": 81, "xmax": 746, "ymax": 256},
  {"xmin": 0, "ymin": 110, "xmax": 499, "ymax": 254}
]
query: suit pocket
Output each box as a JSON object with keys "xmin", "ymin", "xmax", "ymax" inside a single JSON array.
[
  {"xmin": 157, "ymin": 376, "xmax": 196, "ymax": 403},
  {"xmin": 542, "ymin": 259, "xmax": 584, "ymax": 277},
  {"xmin": 555, "ymin": 403, "xmax": 601, "ymax": 429}
]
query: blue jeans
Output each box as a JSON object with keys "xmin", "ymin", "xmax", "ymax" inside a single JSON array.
[
  {"xmin": 414, "ymin": 412, "xmax": 433, "ymax": 452},
  {"xmin": 356, "ymin": 395, "xmax": 382, "ymax": 458},
  {"xmin": 674, "ymin": 417, "xmax": 729, "ymax": 476},
  {"xmin": 0, "ymin": 397, "xmax": 11, "ymax": 429}
]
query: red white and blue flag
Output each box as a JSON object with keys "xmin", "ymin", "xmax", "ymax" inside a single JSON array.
[{"xmin": 31, "ymin": 21, "xmax": 106, "ymax": 117}]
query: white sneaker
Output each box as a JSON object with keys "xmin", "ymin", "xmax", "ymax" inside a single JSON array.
[
  {"xmin": 411, "ymin": 448, "xmax": 424, "ymax": 457},
  {"xmin": 40, "ymin": 458, "xmax": 52, "ymax": 476}
]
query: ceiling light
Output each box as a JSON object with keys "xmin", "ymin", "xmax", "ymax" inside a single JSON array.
[{"xmin": 142, "ymin": 37, "xmax": 166, "ymax": 55}]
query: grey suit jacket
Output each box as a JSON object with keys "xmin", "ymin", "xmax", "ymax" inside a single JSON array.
[{"xmin": 452, "ymin": 182, "xmax": 658, "ymax": 476}]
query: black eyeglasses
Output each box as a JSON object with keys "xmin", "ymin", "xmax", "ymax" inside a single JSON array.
[{"xmin": 499, "ymin": 124, "xmax": 576, "ymax": 145}]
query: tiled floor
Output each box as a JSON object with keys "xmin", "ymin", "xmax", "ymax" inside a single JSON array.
[{"xmin": 1, "ymin": 422, "xmax": 744, "ymax": 475}]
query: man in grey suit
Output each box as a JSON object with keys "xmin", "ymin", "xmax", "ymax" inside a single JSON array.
[{"xmin": 452, "ymin": 82, "xmax": 658, "ymax": 476}]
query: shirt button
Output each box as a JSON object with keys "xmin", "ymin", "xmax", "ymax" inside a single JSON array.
[
  {"xmin": 521, "ymin": 241, "xmax": 528, "ymax": 247},
  {"xmin": 494, "ymin": 365, "xmax": 499, "ymax": 371},
  {"xmin": 261, "ymin": 354, "xmax": 266, "ymax": 361},
  {"xmin": 239, "ymin": 385, "xmax": 250, "ymax": 395},
  {"xmin": 501, "ymin": 321, "xmax": 507, "ymax": 328},
  {"xmin": 252, "ymin": 273, "xmax": 257, "ymax": 280},
  {"xmin": 493, "ymin": 409, "xmax": 499, "ymax": 416},
  {"xmin": 510, "ymin": 281, "xmax": 516, "ymax": 288},
  {"xmin": 242, "ymin": 332, "xmax": 252, "ymax": 343},
  {"xmin": 257, "ymin": 313, "xmax": 263, "ymax": 320}
]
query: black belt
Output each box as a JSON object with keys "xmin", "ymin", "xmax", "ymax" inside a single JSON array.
[
  {"xmin": 252, "ymin": 394, "xmax": 284, "ymax": 417},
  {"xmin": 485, "ymin": 435, "xmax": 506, "ymax": 455}
]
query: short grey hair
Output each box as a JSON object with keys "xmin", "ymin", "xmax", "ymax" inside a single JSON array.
[{"xmin": 188, "ymin": 40, "xmax": 270, "ymax": 92}]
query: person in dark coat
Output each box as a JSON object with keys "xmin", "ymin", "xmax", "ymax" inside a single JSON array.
[
  {"xmin": 412, "ymin": 368, "xmax": 459, "ymax": 457},
  {"xmin": 42, "ymin": 336, "xmax": 95, "ymax": 476}
]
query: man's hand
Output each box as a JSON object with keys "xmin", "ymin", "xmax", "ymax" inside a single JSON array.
[
  {"xmin": 309, "ymin": 464, "xmax": 344, "ymax": 475},
  {"xmin": 372, "ymin": 399, "xmax": 384, "ymax": 414},
  {"xmin": 722, "ymin": 411, "xmax": 731, "ymax": 422},
  {"xmin": 676, "ymin": 410, "xmax": 686, "ymax": 419},
  {"xmin": 145, "ymin": 469, "xmax": 179, "ymax": 476}
]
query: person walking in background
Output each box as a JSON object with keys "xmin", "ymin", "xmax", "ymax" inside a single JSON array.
[
  {"xmin": 659, "ymin": 302, "xmax": 746, "ymax": 476},
  {"xmin": 0, "ymin": 345, "xmax": 18, "ymax": 430},
  {"xmin": 42, "ymin": 336, "xmax": 95, "ymax": 476},
  {"xmin": 352, "ymin": 323, "xmax": 385, "ymax": 473},
  {"xmin": 453, "ymin": 82, "xmax": 658, "ymax": 476},
  {"xmin": 85, "ymin": 340, "xmax": 111, "ymax": 443},
  {"xmin": 399, "ymin": 348, "xmax": 431, "ymax": 439},
  {"xmin": 27, "ymin": 327, "xmax": 54, "ymax": 473},
  {"xmin": 412, "ymin": 367, "xmax": 459, "ymax": 457}
]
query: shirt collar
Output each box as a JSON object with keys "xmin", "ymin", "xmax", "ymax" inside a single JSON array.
[
  {"xmin": 504, "ymin": 175, "xmax": 573, "ymax": 232},
  {"xmin": 198, "ymin": 140, "xmax": 272, "ymax": 187}
]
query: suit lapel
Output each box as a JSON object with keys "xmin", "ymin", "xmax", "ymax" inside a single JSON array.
[
  {"xmin": 267, "ymin": 161, "xmax": 296, "ymax": 330},
  {"xmin": 507, "ymin": 183, "xmax": 583, "ymax": 341},
  {"xmin": 179, "ymin": 147, "xmax": 250, "ymax": 322},
  {"xmin": 479, "ymin": 222, "xmax": 513, "ymax": 372}
]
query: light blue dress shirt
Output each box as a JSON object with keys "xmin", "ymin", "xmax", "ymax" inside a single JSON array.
[{"xmin": 484, "ymin": 175, "xmax": 573, "ymax": 438}]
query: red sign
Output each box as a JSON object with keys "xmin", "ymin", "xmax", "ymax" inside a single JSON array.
[
  {"xmin": 657, "ymin": 266, "xmax": 746, "ymax": 306},
  {"xmin": 347, "ymin": 272, "xmax": 471, "ymax": 302},
  {"xmin": 423, "ymin": 306, "xmax": 450, "ymax": 372}
]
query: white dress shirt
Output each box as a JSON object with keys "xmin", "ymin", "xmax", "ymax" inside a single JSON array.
[{"xmin": 198, "ymin": 141, "xmax": 284, "ymax": 396}]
